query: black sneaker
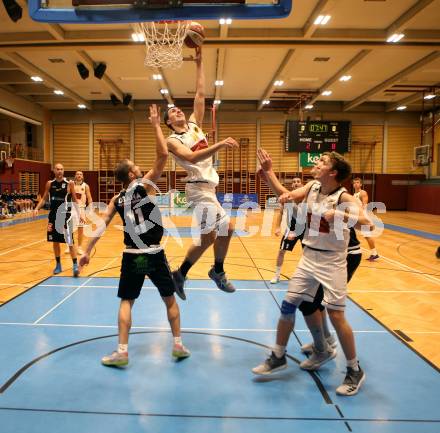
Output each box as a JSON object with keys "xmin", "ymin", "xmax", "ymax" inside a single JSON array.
[
  {"xmin": 172, "ymin": 269, "xmax": 186, "ymax": 301},
  {"xmin": 252, "ymin": 351, "xmax": 287, "ymax": 375},
  {"xmin": 336, "ymin": 365, "xmax": 366, "ymax": 396},
  {"xmin": 208, "ymin": 267, "xmax": 236, "ymax": 293}
]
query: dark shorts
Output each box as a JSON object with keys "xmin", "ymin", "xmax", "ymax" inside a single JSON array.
[
  {"xmin": 299, "ymin": 252, "xmax": 362, "ymax": 316},
  {"xmin": 118, "ymin": 249, "xmax": 176, "ymax": 300},
  {"xmin": 279, "ymin": 233, "xmax": 301, "ymax": 251},
  {"xmin": 47, "ymin": 211, "xmax": 73, "ymax": 244}
]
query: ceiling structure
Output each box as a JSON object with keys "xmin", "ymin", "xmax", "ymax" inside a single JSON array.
[{"xmin": 0, "ymin": 0, "xmax": 439, "ymax": 113}]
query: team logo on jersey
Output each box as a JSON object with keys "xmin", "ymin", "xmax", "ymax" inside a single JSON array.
[{"xmin": 62, "ymin": 184, "xmax": 66, "ymax": 189}]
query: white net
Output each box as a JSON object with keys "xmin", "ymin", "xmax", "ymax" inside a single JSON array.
[{"xmin": 135, "ymin": 21, "xmax": 189, "ymax": 69}]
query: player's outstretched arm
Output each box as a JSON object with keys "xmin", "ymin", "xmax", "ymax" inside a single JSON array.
[
  {"xmin": 80, "ymin": 196, "xmax": 117, "ymax": 268},
  {"xmin": 143, "ymin": 104, "xmax": 168, "ymax": 184},
  {"xmin": 33, "ymin": 181, "xmax": 50, "ymax": 216},
  {"xmin": 168, "ymin": 136, "xmax": 238, "ymax": 164},
  {"xmin": 189, "ymin": 46, "xmax": 205, "ymax": 127}
]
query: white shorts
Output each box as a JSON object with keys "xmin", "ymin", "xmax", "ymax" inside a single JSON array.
[
  {"xmin": 185, "ymin": 182, "xmax": 230, "ymax": 234},
  {"xmin": 286, "ymin": 246, "xmax": 348, "ymax": 310}
]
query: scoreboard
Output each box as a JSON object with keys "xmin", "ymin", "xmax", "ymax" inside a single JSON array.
[{"xmin": 285, "ymin": 121, "xmax": 351, "ymax": 153}]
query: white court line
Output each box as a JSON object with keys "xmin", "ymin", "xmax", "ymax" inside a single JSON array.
[
  {"xmin": 37, "ymin": 284, "xmax": 286, "ymax": 292},
  {"xmin": 0, "ymin": 239, "xmax": 44, "ymax": 257},
  {"xmin": 33, "ymin": 255, "xmax": 121, "ymax": 324},
  {"xmin": 362, "ymin": 247, "xmax": 440, "ymax": 285},
  {"xmin": 3, "ymin": 321, "xmax": 440, "ymax": 335},
  {"xmin": 36, "ymin": 284, "xmax": 440, "ymax": 294}
]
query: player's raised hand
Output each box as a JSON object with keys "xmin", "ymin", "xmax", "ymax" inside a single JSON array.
[
  {"xmin": 221, "ymin": 137, "xmax": 238, "ymax": 149},
  {"xmin": 195, "ymin": 46, "xmax": 202, "ymax": 64},
  {"xmin": 279, "ymin": 191, "xmax": 293, "ymax": 204},
  {"xmin": 257, "ymin": 148, "xmax": 272, "ymax": 172},
  {"xmin": 148, "ymin": 104, "xmax": 161, "ymax": 127}
]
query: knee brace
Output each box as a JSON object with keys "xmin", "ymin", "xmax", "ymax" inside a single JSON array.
[{"xmin": 280, "ymin": 300, "xmax": 297, "ymax": 323}]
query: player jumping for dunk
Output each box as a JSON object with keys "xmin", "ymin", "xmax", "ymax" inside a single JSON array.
[{"xmin": 164, "ymin": 47, "xmax": 239, "ymax": 300}]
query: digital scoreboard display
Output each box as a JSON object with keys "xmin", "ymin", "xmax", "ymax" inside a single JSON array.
[{"xmin": 285, "ymin": 121, "xmax": 351, "ymax": 153}]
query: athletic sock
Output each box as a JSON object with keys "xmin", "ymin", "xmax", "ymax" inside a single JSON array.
[
  {"xmin": 179, "ymin": 260, "xmax": 193, "ymax": 277},
  {"xmin": 72, "ymin": 258, "xmax": 78, "ymax": 265},
  {"xmin": 55, "ymin": 256, "xmax": 61, "ymax": 264},
  {"xmin": 214, "ymin": 260, "xmax": 224, "ymax": 274},
  {"xmin": 118, "ymin": 344, "xmax": 128, "ymax": 353},
  {"xmin": 174, "ymin": 336, "xmax": 182, "ymax": 345},
  {"xmin": 371, "ymin": 249, "xmax": 378, "ymax": 256},
  {"xmin": 273, "ymin": 344, "xmax": 286, "ymax": 358},
  {"xmin": 274, "ymin": 266, "xmax": 281, "ymax": 278},
  {"xmin": 347, "ymin": 358, "xmax": 359, "ymax": 371}
]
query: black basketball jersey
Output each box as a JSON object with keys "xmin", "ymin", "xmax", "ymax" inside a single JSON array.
[
  {"xmin": 114, "ymin": 180, "xmax": 163, "ymax": 249},
  {"xmin": 49, "ymin": 178, "xmax": 71, "ymax": 212},
  {"xmin": 348, "ymin": 227, "xmax": 361, "ymax": 252}
]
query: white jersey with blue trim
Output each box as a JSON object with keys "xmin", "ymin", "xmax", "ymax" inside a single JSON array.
[{"xmin": 168, "ymin": 121, "xmax": 219, "ymax": 186}]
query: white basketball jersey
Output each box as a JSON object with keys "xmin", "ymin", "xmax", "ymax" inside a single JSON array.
[
  {"xmin": 301, "ymin": 181, "xmax": 349, "ymax": 252},
  {"xmin": 168, "ymin": 122, "xmax": 219, "ymax": 186},
  {"xmin": 74, "ymin": 182, "xmax": 88, "ymax": 208},
  {"xmin": 353, "ymin": 190, "xmax": 361, "ymax": 202}
]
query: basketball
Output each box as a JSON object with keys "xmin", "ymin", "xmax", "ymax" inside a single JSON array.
[{"xmin": 184, "ymin": 22, "xmax": 205, "ymax": 48}]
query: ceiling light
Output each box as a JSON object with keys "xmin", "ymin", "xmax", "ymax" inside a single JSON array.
[
  {"xmin": 131, "ymin": 32, "xmax": 145, "ymax": 42},
  {"xmin": 273, "ymin": 80, "xmax": 284, "ymax": 86},
  {"xmin": 339, "ymin": 75, "xmax": 352, "ymax": 82},
  {"xmin": 215, "ymin": 80, "xmax": 224, "ymax": 86},
  {"xmin": 31, "ymin": 76, "xmax": 43, "ymax": 82},
  {"xmin": 160, "ymin": 88, "xmax": 169, "ymax": 94},
  {"xmin": 54, "ymin": 90, "xmax": 64, "ymax": 95},
  {"xmin": 152, "ymin": 74, "xmax": 162, "ymax": 80},
  {"xmin": 77, "ymin": 104, "xmax": 86, "ymax": 109},
  {"xmin": 314, "ymin": 15, "xmax": 331, "ymax": 25},
  {"xmin": 168, "ymin": 103, "xmax": 175, "ymax": 108},
  {"xmin": 424, "ymin": 94, "xmax": 436, "ymax": 100},
  {"xmin": 213, "ymin": 100, "xmax": 221, "ymax": 105},
  {"xmin": 387, "ymin": 33, "xmax": 404, "ymax": 43},
  {"xmin": 305, "ymin": 104, "xmax": 314, "ymax": 109},
  {"xmin": 396, "ymin": 105, "xmax": 407, "ymax": 111},
  {"xmin": 262, "ymin": 100, "xmax": 270, "ymax": 105},
  {"xmin": 321, "ymin": 90, "xmax": 332, "ymax": 96},
  {"xmin": 219, "ymin": 18, "xmax": 232, "ymax": 25}
]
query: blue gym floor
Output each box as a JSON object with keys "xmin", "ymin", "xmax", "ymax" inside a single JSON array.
[{"xmin": 0, "ymin": 277, "xmax": 439, "ymax": 433}]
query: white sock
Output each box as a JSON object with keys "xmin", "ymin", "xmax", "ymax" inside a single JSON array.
[
  {"xmin": 347, "ymin": 358, "xmax": 359, "ymax": 371},
  {"xmin": 371, "ymin": 249, "xmax": 378, "ymax": 255},
  {"xmin": 274, "ymin": 266, "xmax": 281, "ymax": 277},
  {"xmin": 273, "ymin": 344, "xmax": 286, "ymax": 358},
  {"xmin": 118, "ymin": 344, "xmax": 128, "ymax": 353},
  {"xmin": 174, "ymin": 336, "xmax": 182, "ymax": 345}
]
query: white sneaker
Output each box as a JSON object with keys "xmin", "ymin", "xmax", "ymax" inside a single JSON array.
[
  {"xmin": 301, "ymin": 334, "xmax": 337, "ymax": 354},
  {"xmin": 270, "ymin": 276, "xmax": 280, "ymax": 284},
  {"xmin": 300, "ymin": 346, "xmax": 337, "ymax": 370}
]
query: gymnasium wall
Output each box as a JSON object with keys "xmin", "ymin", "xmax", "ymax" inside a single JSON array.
[
  {"xmin": 0, "ymin": 159, "xmax": 52, "ymax": 194},
  {"xmin": 47, "ymin": 108, "xmax": 438, "ymax": 212}
]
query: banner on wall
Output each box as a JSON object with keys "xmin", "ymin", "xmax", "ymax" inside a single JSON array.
[
  {"xmin": 154, "ymin": 193, "xmax": 170, "ymax": 208},
  {"xmin": 299, "ymin": 152, "xmax": 322, "ymax": 168},
  {"xmin": 216, "ymin": 193, "xmax": 258, "ymax": 208},
  {"xmin": 266, "ymin": 195, "xmax": 280, "ymax": 209},
  {"xmin": 173, "ymin": 192, "xmax": 187, "ymax": 208}
]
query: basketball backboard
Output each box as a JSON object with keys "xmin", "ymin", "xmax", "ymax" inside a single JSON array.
[{"xmin": 29, "ymin": 0, "xmax": 292, "ymax": 23}]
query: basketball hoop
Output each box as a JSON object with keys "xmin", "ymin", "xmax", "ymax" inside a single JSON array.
[{"xmin": 135, "ymin": 20, "xmax": 190, "ymax": 69}]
